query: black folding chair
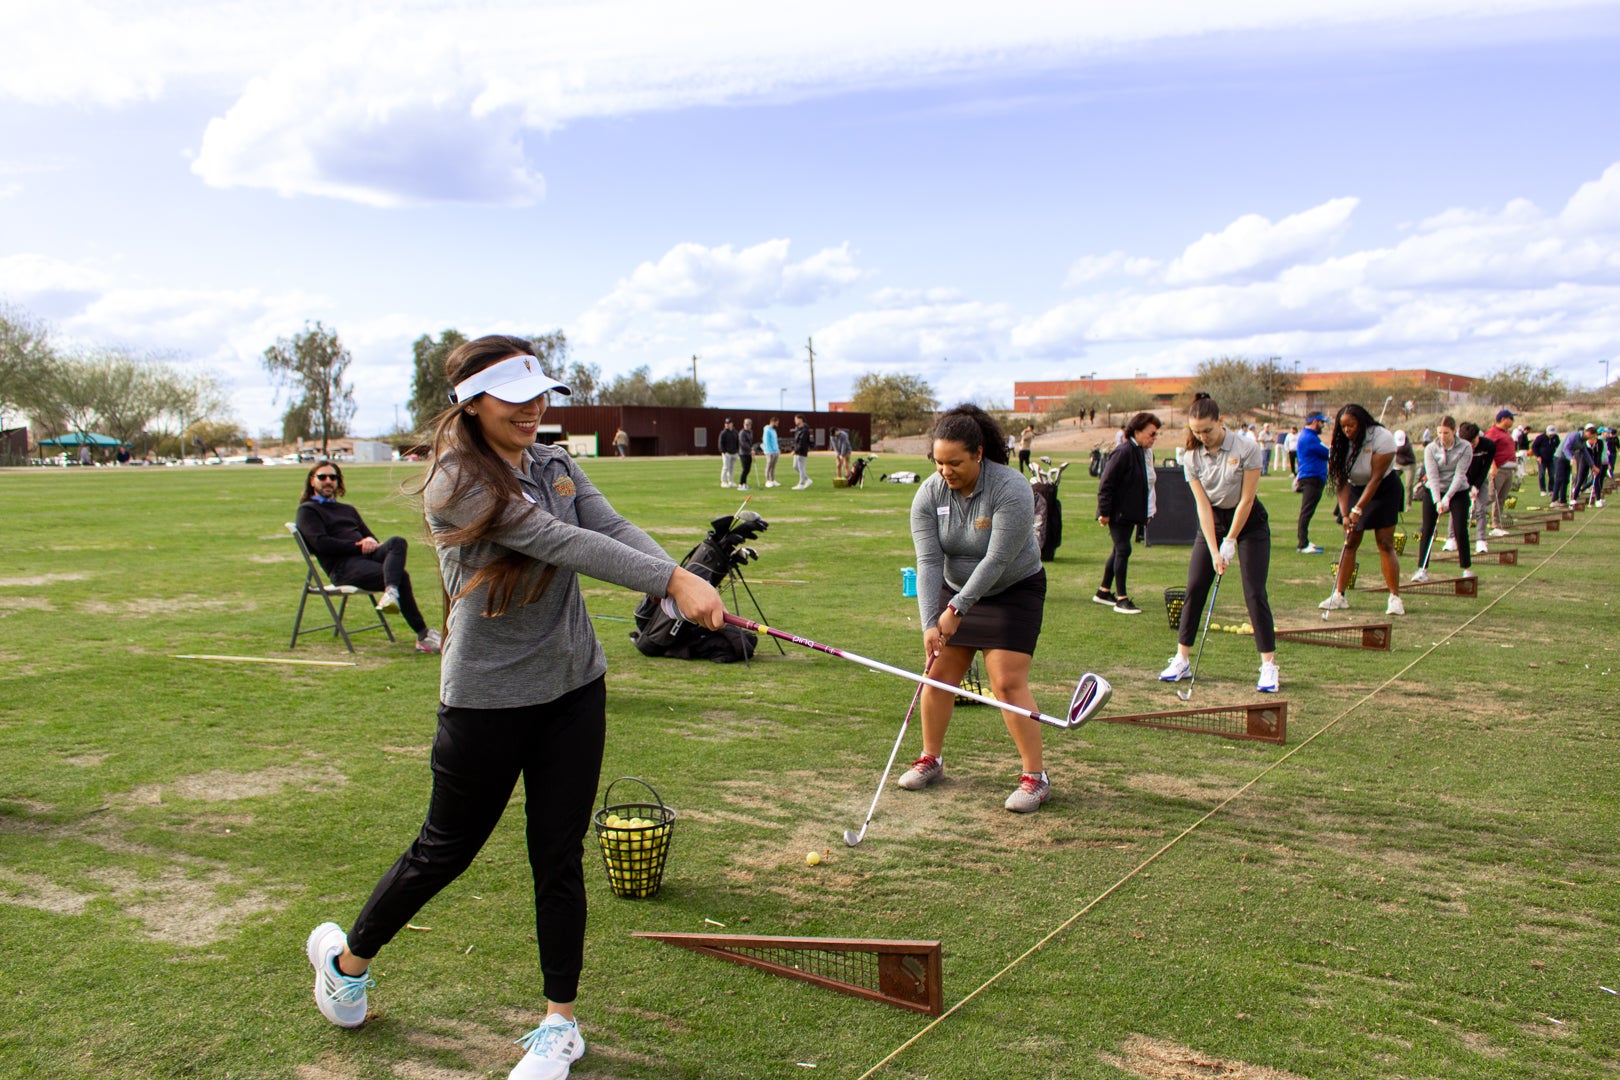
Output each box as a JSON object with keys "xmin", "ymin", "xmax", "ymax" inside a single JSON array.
[{"xmin": 285, "ymin": 522, "xmax": 395, "ymax": 652}]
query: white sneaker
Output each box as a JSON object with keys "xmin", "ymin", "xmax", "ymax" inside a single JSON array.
[
  {"xmin": 765, "ymin": 480, "xmax": 780, "ymax": 488},
  {"xmin": 1442, "ymin": 538, "xmax": 1458, "ymax": 552},
  {"xmin": 896, "ymin": 754, "xmax": 943, "ymax": 790},
  {"xmin": 510, "ymin": 1014, "xmax": 586, "ymax": 1080},
  {"xmin": 1596, "ymin": 500, "xmax": 1606, "ymax": 508},
  {"xmin": 1489, "ymin": 528, "xmax": 1509, "ymax": 538},
  {"xmin": 1410, "ymin": 567, "xmax": 1428, "ymax": 584},
  {"xmin": 1158, "ymin": 654, "xmax": 1191, "ymax": 682},
  {"xmin": 1475, "ymin": 540, "xmax": 1489, "ymax": 554},
  {"xmin": 737, "ymin": 484, "xmax": 749, "ymax": 491},
  {"xmin": 1256, "ymin": 661, "xmax": 1279, "ymax": 694},
  {"xmin": 802, "ymin": 478, "xmax": 814, "ymax": 488},
  {"xmin": 307, "ymin": 922, "xmax": 372, "ymax": 1029},
  {"xmin": 1004, "ymin": 772, "xmax": 1051, "ymax": 813},
  {"xmin": 1386, "ymin": 594, "xmax": 1405, "ymax": 616},
  {"xmin": 1319, "ymin": 591, "xmax": 1349, "ymax": 611},
  {"xmin": 415, "ymin": 628, "xmax": 442, "ymax": 654},
  {"xmin": 1461, "ymin": 568, "xmax": 1477, "ymax": 579},
  {"xmin": 720, "ymin": 481, "xmax": 733, "ymax": 488},
  {"xmin": 1298, "ymin": 543, "xmax": 1323, "ymax": 554},
  {"xmin": 792, "ymin": 482, "xmax": 807, "ymax": 490},
  {"xmin": 375, "ymin": 586, "xmax": 400, "ymax": 613}
]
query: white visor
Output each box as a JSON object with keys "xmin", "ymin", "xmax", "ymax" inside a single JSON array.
[{"xmin": 452, "ymin": 355, "xmax": 572, "ymax": 404}]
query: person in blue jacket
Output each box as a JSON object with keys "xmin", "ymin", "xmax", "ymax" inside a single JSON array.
[
  {"xmin": 761, "ymin": 417, "xmax": 782, "ymax": 487},
  {"xmin": 1294, "ymin": 412, "xmax": 1330, "ymax": 553}
]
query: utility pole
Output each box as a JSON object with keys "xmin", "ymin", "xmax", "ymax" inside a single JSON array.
[
  {"xmin": 691, "ymin": 354, "xmax": 699, "ymax": 395},
  {"xmin": 805, "ymin": 338, "xmax": 817, "ymax": 412}
]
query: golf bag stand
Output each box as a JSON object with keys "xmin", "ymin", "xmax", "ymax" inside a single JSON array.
[{"xmin": 631, "ymin": 510, "xmax": 773, "ymax": 662}]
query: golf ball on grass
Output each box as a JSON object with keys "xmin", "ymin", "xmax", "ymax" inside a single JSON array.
[{"xmin": 806, "ymin": 851, "xmax": 822, "ymax": 866}]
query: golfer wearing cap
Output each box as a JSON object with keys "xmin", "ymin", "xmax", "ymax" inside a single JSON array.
[
  {"xmin": 1294, "ymin": 413, "xmax": 1330, "ymax": 554},
  {"xmin": 305, "ymin": 334, "xmax": 726, "ymax": 1080},
  {"xmin": 1532, "ymin": 424, "xmax": 1559, "ymax": 496},
  {"xmin": 1551, "ymin": 425, "xmax": 1596, "ymax": 507},
  {"xmin": 1483, "ymin": 409, "xmax": 1518, "ymax": 536}
]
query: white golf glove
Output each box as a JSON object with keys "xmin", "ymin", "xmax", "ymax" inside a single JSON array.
[
  {"xmin": 1439, "ymin": 497, "xmax": 1450, "ymax": 513},
  {"xmin": 1219, "ymin": 537, "xmax": 1236, "ymax": 563}
]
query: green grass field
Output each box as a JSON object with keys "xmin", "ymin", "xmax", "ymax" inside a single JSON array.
[{"xmin": 2, "ymin": 456, "xmax": 1617, "ymax": 1079}]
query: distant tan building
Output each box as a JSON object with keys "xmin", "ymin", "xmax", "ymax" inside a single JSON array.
[{"xmin": 1014, "ymin": 368, "xmax": 1477, "ymax": 419}]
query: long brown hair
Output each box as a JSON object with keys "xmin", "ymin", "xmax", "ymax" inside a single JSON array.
[
  {"xmin": 417, "ymin": 334, "xmax": 557, "ymax": 617},
  {"xmin": 300, "ymin": 461, "xmax": 344, "ymax": 502}
]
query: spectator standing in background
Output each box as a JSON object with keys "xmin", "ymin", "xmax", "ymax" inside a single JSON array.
[
  {"xmin": 791, "ymin": 414, "xmax": 814, "ymax": 490},
  {"xmin": 1294, "ymin": 412, "xmax": 1329, "ymax": 554},
  {"xmin": 717, "ymin": 419, "xmax": 740, "ymax": 489},
  {"xmin": 1531, "ymin": 425, "xmax": 1557, "ymax": 496},
  {"xmin": 737, "ymin": 418, "xmax": 755, "ymax": 492}
]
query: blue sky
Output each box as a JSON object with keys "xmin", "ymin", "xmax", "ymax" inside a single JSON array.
[{"xmin": 3, "ymin": 1, "xmax": 1619, "ymax": 436}]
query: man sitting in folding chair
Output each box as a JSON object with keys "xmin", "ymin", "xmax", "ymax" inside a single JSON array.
[{"xmin": 295, "ymin": 462, "xmax": 441, "ymax": 654}]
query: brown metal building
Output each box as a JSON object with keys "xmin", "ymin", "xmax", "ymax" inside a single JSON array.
[{"xmin": 544, "ymin": 406, "xmax": 871, "ymax": 457}]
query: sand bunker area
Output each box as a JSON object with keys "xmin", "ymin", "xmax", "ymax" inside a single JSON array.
[{"xmin": 0, "ymin": 761, "xmax": 345, "ymax": 947}]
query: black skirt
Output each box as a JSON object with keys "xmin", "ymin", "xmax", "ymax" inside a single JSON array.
[
  {"xmin": 938, "ymin": 569, "xmax": 1046, "ymax": 656},
  {"xmin": 1350, "ymin": 472, "xmax": 1404, "ymax": 532}
]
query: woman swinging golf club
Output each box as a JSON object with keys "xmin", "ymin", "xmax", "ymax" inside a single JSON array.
[
  {"xmin": 1320, "ymin": 403, "xmax": 1406, "ymax": 616},
  {"xmin": 1412, "ymin": 416, "xmax": 1475, "ymax": 585},
  {"xmin": 304, "ymin": 334, "xmax": 725, "ymax": 1080},
  {"xmin": 1159, "ymin": 393, "xmax": 1279, "ymax": 694},
  {"xmin": 898, "ymin": 404, "xmax": 1056, "ymax": 812}
]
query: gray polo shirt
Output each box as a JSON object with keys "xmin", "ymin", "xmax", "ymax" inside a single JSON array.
[
  {"xmin": 1182, "ymin": 430, "xmax": 1263, "ymax": 509},
  {"xmin": 1347, "ymin": 425, "xmax": 1397, "ymax": 486},
  {"xmin": 1424, "ymin": 438, "xmax": 1473, "ymax": 504},
  {"xmin": 425, "ymin": 444, "xmax": 677, "ymax": 709},
  {"xmin": 909, "ymin": 459, "xmax": 1042, "ymax": 629}
]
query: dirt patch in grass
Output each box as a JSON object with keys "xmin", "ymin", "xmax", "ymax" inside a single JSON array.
[
  {"xmin": 88, "ymin": 865, "xmax": 279, "ymax": 945},
  {"xmin": 0, "ymin": 868, "xmax": 94, "ymax": 915},
  {"xmin": 380, "ymin": 744, "xmax": 431, "ymax": 758},
  {"xmin": 1099, "ymin": 1035, "xmax": 1312, "ymax": 1079},
  {"xmin": 661, "ymin": 709, "xmax": 786, "ymax": 743},
  {"xmin": 116, "ymin": 763, "xmax": 346, "ymax": 805},
  {"xmin": 0, "ymin": 571, "xmax": 90, "ymax": 586},
  {"xmin": 1125, "ymin": 773, "xmax": 1231, "ymax": 802},
  {"xmin": 295, "ymin": 1057, "xmax": 362, "ymax": 1079},
  {"xmin": 61, "ymin": 752, "xmax": 109, "ymax": 767},
  {"xmin": 247, "ymin": 552, "xmax": 298, "ymax": 564},
  {"xmin": 389, "ymin": 1064, "xmax": 481, "ymax": 1080},
  {"xmin": 77, "ymin": 594, "xmax": 242, "ymax": 616},
  {"xmin": 0, "ymin": 596, "xmax": 53, "ymax": 614},
  {"xmin": 403, "ymin": 1018, "xmax": 519, "ymax": 1074}
]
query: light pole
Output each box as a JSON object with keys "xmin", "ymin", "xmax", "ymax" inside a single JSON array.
[
  {"xmin": 779, "ymin": 388, "xmax": 786, "ymax": 411},
  {"xmin": 1604, "ymin": 359, "xmax": 1611, "ymax": 391}
]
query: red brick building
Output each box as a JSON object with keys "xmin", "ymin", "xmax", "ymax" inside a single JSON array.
[{"xmin": 1014, "ymin": 369, "xmax": 1477, "ymax": 418}]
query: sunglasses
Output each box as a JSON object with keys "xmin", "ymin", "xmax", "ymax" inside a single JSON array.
[{"xmin": 313, "ymin": 473, "xmax": 338, "ymax": 481}]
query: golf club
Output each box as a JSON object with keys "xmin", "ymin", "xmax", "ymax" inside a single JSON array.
[
  {"xmin": 844, "ymin": 658, "xmax": 932, "ymax": 847},
  {"xmin": 1324, "ymin": 527, "xmax": 1356, "ymax": 621},
  {"xmin": 675, "ymin": 603, "xmax": 1112, "ymax": 729},
  {"xmin": 1177, "ymin": 570, "xmax": 1223, "ymax": 702},
  {"xmin": 1418, "ymin": 513, "xmax": 1440, "ymax": 574},
  {"xmin": 1378, "ymin": 395, "xmax": 1394, "ymax": 423}
]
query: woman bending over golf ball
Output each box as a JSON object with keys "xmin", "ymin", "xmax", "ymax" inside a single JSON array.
[
  {"xmin": 1412, "ymin": 416, "xmax": 1474, "ymax": 584},
  {"xmin": 1320, "ymin": 403, "xmax": 1405, "ymax": 616},
  {"xmin": 1158, "ymin": 393, "xmax": 1279, "ymax": 693},
  {"xmin": 304, "ymin": 334, "xmax": 725, "ymax": 1080},
  {"xmin": 900, "ymin": 404, "xmax": 1054, "ymax": 812}
]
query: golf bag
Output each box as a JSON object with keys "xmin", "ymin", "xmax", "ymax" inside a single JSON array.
[
  {"xmin": 1088, "ymin": 447, "xmax": 1103, "ymax": 477},
  {"xmin": 1032, "ymin": 481, "xmax": 1062, "ymax": 561},
  {"xmin": 845, "ymin": 455, "xmax": 873, "ymax": 489},
  {"xmin": 631, "ymin": 512, "xmax": 764, "ymax": 662}
]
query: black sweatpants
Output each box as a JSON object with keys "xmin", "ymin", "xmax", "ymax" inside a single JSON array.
[
  {"xmin": 347, "ymin": 676, "xmax": 608, "ymax": 1004},
  {"xmin": 738, "ymin": 453, "xmax": 753, "ymax": 487},
  {"xmin": 330, "ymin": 537, "xmax": 427, "ymax": 635},
  {"xmin": 1099, "ymin": 519, "xmax": 1137, "ymax": 599},
  {"xmin": 1417, "ymin": 487, "xmax": 1471, "ymax": 570},
  {"xmin": 1179, "ymin": 503, "xmax": 1276, "ymax": 654},
  {"xmin": 1296, "ymin": 477, "xmax": 1325, "ymax": 550}
]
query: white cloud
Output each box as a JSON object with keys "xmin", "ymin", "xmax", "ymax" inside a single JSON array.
[
  {"xmin": 575, "ymin": 239, "xmax": 865, "ymax": 347},
  {"xmin": 1063, "ymin": 252, "xmax": 1160, "ymax": 287},
  {"xmin": 5, "ymin": 1, "xmax": 1607, "ymax": 205},
  {"xmin": 1164, "ymin": 197, "xmax": 1359, "ymax": 284},
  {"xmin": 1560, "ymin": 161, "xmax": 1620, "ymax": 232}
]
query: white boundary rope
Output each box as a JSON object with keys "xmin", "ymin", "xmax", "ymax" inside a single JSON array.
[{"xmin": 855, "ymin": 510, "xmax": 1601, "ymax": 1079}]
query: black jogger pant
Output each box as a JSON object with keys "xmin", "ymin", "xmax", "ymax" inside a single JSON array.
[
  {"xmin": 331, "ymin": 537, "xmax": 427, "ymax": 635},
  {"xmin": 738, "ymin": 453, "xmax": 753, "ymax": 487},
  {"xmin": 1295, "ymin": 476, "xmax": 1325, "ymax": 550},
  {"xmin": 347, "ymin": 676, "xmax": 608, "ymax": 1004},
  {"xmin": 1099, "ymin": 519, "xmax": 1137, "ymax": 599},
  {"xmin": 1418, "ymin": 487, "xmax": 1471, "ymax": 570},
  {"xmin": 1179, "ymin": 502, "xmax": 1276, "ymax": 654}
]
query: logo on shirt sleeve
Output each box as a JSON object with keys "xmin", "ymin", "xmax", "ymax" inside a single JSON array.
[{"xmin": 552, "ymin": 475, "xmax": 576, "ymax": 498}]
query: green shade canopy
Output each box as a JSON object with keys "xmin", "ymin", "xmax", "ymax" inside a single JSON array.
[{"xmin": 38, "ymin": 432, "xmax": 125, "ymax": 447}]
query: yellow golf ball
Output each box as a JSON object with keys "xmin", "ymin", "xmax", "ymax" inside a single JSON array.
[{"xmin": 806, "ymin": 851, "xmax": 822, "ymax": 866}]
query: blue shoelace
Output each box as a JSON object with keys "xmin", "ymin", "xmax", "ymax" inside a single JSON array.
[
  {"xmin": 516, "ymin": 1020, "xmax": 576, "ymax": 1055},
  {"xmin": 325, "ymin": 963, "xmax": 373, "ymax": 1003}
]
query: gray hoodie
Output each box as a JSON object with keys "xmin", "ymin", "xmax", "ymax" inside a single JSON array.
[{"xmin": 425, "ymin": 444, "xmax": 676, "ymax": 709}]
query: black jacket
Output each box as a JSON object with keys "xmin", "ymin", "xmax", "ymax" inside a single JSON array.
[
  {"xmin": 1531, "ymin": 433, "xmax": 1556, "ymax": 464},
  {"xmin": 1464, "ymin": 439, "xmax": 1493, "ymax": 489},
  {"xmin": 295, "ymin": 499, "xmax": 372, "ymax": 576},
  {"xmin": 718, "ymin": 428, "xmax": 740, "ymax": 454},
  {"xmin": 1097, "ymin": 443, "xmax": 1151, "ymax": 524},
  {"xmin": 792, "ymin": 423, "xmax": 813, "ymax": 455}
]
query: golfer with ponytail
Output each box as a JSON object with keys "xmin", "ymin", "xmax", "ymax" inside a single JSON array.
[
  {"xmin": 899, "ymin": 404, "xmax": 1054, "ymax": 813},
  {"xmin": 305, "ymin": 334, "xmax": 725, "ymax": 1080},
  {"xmin": 1158, "ymin": 393, "xmax": 1279, "ymax": 693}
]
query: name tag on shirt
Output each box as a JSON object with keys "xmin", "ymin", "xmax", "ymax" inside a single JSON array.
[
  {"xmin": 937, "ymin": 505, "xmax": 950, "ymax": 520},
  {"xmin": 522, "ymin": 492, "xmax": 537, "ymax": 504}
]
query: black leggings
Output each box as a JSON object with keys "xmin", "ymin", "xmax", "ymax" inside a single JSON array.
[
  {"xmin": 1179, "ymin": 503, "xmax": 1276, "ymax": 653},
  {"xmin": 1099, "ymin": 519, "xmax": 1137, "ymax": 599},
  {"xmin": 739, "ymin": 454, "xmax": 753, "ymax": 486},
  {"xmin": 1418, "ymin": 487, "xmax": 1471, "ymax": 570},
  {"xmin": 347, "ymin": 677, "xmax": 608, "ymax": 1004},
  {"xmin": 330, "ymin": 537, "xmax": 427, "ymax": 635}
]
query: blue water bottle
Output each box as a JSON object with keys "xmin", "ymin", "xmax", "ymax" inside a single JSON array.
[{"xmin": 901, "ymin": 567, "xmax": 917, "ymax": 597}]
